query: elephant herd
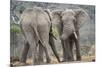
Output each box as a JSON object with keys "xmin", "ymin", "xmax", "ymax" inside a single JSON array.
[{"xmin": 19, "ymin": 7, "xmax": 89, "ymax": 65}]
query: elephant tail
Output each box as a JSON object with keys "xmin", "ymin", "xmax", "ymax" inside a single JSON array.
[{"xmin": 30, "ymin": 25, "xmax": 43, "ymax": 45}]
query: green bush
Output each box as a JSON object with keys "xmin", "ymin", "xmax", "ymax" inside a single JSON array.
[
  {"xmin": 52, "ymin": 27, "xmax": 59, "ymax": 38},
  {"xmin": 11, "ymin": 24, "xmax": 21, "ymax": 33}
]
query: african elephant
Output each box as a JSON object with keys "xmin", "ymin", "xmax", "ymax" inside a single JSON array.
[
  {"xmin": 20, "ymin": 7, "xmax": 60, "ymax": 65},
  {"xmin": 51, "ymin": 9, "xmax": 89, "ymax": 61}
]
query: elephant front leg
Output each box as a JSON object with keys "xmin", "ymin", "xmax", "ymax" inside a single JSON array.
[
  {"xmin": 61, "ymin": 39, "xmax": 72, "ymax": 62},
  {"xmin": 69, "ymin": 40, "xmax": 74, "ymax": 61},
  {"xmin": 61, "ymin": 40, "xmax": 67, "ymax": 62},
  {"xmin": 75, "ymin": 31, "xmax": 81, "ymax": 61},
  {"xmin": 75, "ymin": 40, "xmax": 81, "ymax": 61}
]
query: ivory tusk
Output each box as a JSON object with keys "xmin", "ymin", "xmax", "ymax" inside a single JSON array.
[{"xmin": 74, "ymin": 32, "xmax": 78, "ymax": 39}]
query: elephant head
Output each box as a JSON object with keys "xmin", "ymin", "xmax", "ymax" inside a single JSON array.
[{"xmin": 51, "ymin": 9, "xmax": 89, "ymax": 40}]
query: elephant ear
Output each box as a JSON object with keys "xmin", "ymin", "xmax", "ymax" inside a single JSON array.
[
  {"xmin": 51, "ymin": 10, "xmax": 63, "ymax": 35},
  {"xmin": 51, "ymin": 10, "xmax": 63, "ymax": 18},
  {"xmin": 74, "ymin": 9, "xmax": 89, "ymax": 30},
  {"xmin": 51, "ymin": 10, "xmax": 63, "ymax": 25}
]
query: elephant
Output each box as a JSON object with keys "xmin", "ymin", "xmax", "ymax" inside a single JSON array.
[
  {"xmin": 20, "ymin": 7, "xmax": 60, "ymax": 65},
  {"xmin": 51, "ymin": 9, "xmax": 89, "ymax": 61}
]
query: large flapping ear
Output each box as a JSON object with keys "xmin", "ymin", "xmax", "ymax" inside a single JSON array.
[
  {"xmin": 51, "ymin": 10, "xmax": 63, "ymax": 18},
  {"xmin": 73, "ymin": 9, "xmax": 89, "ymax": 30}
]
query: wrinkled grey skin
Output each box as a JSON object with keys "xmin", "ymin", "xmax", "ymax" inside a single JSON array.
[
  {"xmin": 51, "ymin": 9, "xmax": 89, "ymax": 61},
  {"xmin": 20, "ymin": 7, "xmax": 60, "ymax": 65}
]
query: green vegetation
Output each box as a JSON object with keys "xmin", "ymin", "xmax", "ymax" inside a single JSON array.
[
  {"xmin": 52, "ymin": 27, "xmax": 59, "ymax": 38},
  {"xmin": 10, "ymin": 23, "xmax": 21, "ymax": 33}
]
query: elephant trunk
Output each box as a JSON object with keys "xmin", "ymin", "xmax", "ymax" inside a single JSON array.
[{"xmin": 60, "ymin": 18, "xmax": 76, "ymax": 40}]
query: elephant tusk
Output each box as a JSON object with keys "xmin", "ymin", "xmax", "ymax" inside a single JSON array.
[{"xmin": 74, "ymin": 32, "xmax": 78, "ymax": 39}]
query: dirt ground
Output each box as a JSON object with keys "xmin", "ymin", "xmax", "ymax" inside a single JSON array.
[{"xmin": 11, "ymin": 55, "xmax": 95, "ymax": 66}]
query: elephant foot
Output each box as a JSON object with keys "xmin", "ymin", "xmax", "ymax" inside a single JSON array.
[
  {"xmin": 11, "ymin": 62, "xmax": 28, "ymax": 66},
  {"xmin": 76, "ymin": 56, "xmax": 81, "ymax": 61},
  {"xmin": 46, "ymin": 58, "xmax": 51, "ymax": 63},
  {"xmin": 61, "ymin": 60, "xmax": 66, "ymax": 62},
  {"xmin": 61, "ymin": 59, "xmax": 69, "ymax": 62},
  {"xmin": 18, "ymin": 62, "xmax": 28, "ymax": 66},
  {"xmin": 62, "ymin": 57, "xmax": 74, "ymax": 62}
]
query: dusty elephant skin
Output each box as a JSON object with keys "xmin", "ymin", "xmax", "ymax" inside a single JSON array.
[
  {"xmin": 20, "ymin": 7, "xmax": 60, "ymax": 65},
  {"xmin": 51, "ymin": 9, "xmax": 89, "ymax": 61}
]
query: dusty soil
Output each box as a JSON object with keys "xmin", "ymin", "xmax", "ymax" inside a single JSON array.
[{"xmin": 11, "ymin": 55, "xmax": 95, "ymax": 66}]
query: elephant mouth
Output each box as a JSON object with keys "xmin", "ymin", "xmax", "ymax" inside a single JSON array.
[{"xmin": 60, "ymin": 31, "xmax": 78, "ymax": 41}]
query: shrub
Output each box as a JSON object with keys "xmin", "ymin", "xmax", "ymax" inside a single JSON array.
[
  {"xmin": 11, "ymin": 24, "xmax": 21, "ymax": 33},
  {"xmin": 52, "ymin": 27, "xmax": 59, "ymax": 38}
]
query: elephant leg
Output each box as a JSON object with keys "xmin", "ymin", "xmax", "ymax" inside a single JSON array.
[
  {"xmin": 69, "ymin": 39, "xmax": 74, "ymax": 61},
  {"xmin": 24, "ymin": 30, "xmax": 38, "ymax": 65},
  {"xmin": 38, "ymin": 25, "xmax": 52, "ymax": 63},
  {"xmin": 38, "ymin": 41, "xmax": 44, "ymax": 64},
  {"xmin": 33, "ymin": 43, "xmax": 40, "ymax": 65},
  {"xmin": 65, "ymin": 39, "xmax": 74, "ymax": 61},
  {"xmin": 49, "ymin": 34, "xmax": 60, "ymax": 62},
  {"xmin": 61, "ymin": 40, "xmax": 67, "ymax": 62},
  {"xmin": 38, "ymin": 40, "xmax": 52, "ymax": 64},
  {"xmin": 61, "ymin": 39, "xmax": 72, "ymax": 62},
  {"xmin": 42, "ymin": 41, "xmax": 51, "ymax": 63},
  {"xmin": 38, "ymin": 41, "xmax": 51, "ymax": 63},
  {"xmin": 20, "ymin": 41, "xmax": 30, "ymax": 63},
  {"xmin": 30, "ymin": 38, "xmax": 38, "ymax": 65},
  {"xmin": 75, "ymin": 31, "xmax": 81, "ymax": 61},
  {"xmin": 44, "ymin": 47, "xmax": 51, "ymax": 63}
]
